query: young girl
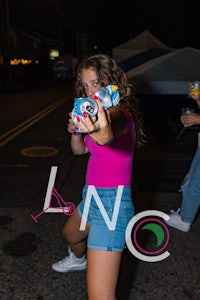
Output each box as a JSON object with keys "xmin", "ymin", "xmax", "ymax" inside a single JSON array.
[{"xmin": 52, "ymin": 54, "xmax": 145, "ymax": 300}]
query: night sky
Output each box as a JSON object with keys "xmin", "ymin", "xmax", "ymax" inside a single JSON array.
[{"xmin": 11, "ymin": 0, "xmax": 200, "ymax": 55}]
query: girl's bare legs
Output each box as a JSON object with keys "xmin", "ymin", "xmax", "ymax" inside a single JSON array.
[
  {"xmin": 52, "ymin": 209, "xmax": 89, "ymax": 273},
  {"xmin": 87, "ymin": 249, "xmax": 122, "ymax": 300},
  {"xmin": 62, "ymin": 209, "xmax": 90, "ymax": 257}
]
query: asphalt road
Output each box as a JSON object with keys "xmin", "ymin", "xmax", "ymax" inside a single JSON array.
[{"xmin": 0, "ymin": 81, "xmax": 89, "ymax": 209}]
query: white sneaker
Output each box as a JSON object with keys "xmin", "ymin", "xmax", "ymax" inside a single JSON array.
[
  {"xmin": 165, "ymin": 208, "xmax": 191, "ymax": 232},
  {"xmin": 52, "ymin": 247, "xmax": 87, "ymax": 273}
]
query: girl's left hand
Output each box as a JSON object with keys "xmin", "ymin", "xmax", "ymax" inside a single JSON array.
[{"xmin": 76, "ymin": 98, "xmax": 113, "ymax": 144}]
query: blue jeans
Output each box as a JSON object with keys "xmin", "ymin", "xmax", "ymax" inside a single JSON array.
[
  {"xmin": 181, "ymin": 147, "xmax": 200, "ymax": 222},
  {"xmin": 78, "ymin": 186, "xmax": 135, "ymax": 251}
]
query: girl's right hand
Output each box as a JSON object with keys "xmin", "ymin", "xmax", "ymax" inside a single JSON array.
[{"xmin": 68, "ymin": 112, "xmax": 79, "ymax": 134}]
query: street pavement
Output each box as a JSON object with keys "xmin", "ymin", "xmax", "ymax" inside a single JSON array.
[{"xmin": 0, "ymin": 83, "xmax": 200, "ymax": 300}]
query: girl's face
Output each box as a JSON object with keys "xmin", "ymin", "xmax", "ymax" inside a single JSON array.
[{"xmin": 81, "ymin": 69, "xmax": 102, "ymax": 97}]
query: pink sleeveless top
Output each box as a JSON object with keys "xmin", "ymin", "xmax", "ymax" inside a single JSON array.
[{"xmin": 85, "ymin": 110, "xmax": 136, "ymax": 187}]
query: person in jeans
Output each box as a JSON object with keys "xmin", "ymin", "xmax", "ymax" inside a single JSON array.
[
  {"xmin": 165, "ymin": 91, "xmax": 200, "ymax": 232},
  {"xmin": 52, "ymin": 54, "xmax": 145, "ymax": 300}
]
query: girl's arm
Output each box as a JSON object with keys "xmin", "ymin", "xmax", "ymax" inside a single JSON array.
[{"xmin": 71, "ymin": 133, "xmax": 89, "ymax": 155}]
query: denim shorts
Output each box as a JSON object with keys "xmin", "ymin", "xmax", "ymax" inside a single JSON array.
[{"xmin": 77, "ymin": 185, "xmax": 135, "ymax": 252}]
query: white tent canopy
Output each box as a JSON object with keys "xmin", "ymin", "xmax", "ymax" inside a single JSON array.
[
  {"xmin": 130, "ymin": 47, "xmax": 200, "ymax": 94},
  {"xmin": 113, "ymin": 30, "xmax": 172, "ymax": 62}
]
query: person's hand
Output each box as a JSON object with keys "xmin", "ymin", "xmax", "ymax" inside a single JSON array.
[
  {"xmin": 189, "ymin": 84, "xmax": 200, "ymax": 107},
  {"xmin": 76, "ymin": 98, "xmax": 113, "ymax": 144},
  {"xmin": 75, "ymin": 112, "xmax": 100, "ymax": 134},
  {"xmin": 75, "ymin": 98, "xmax": 106, "ymax": 133},
  {"xmin": 181, "ymin": 113, "xmax": 200, "ymax": 127},
  {"xmin": 68, "ymin": 112, "xmax": 81, "ymax": 134}
]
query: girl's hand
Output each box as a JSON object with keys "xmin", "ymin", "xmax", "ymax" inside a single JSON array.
[
  {"xmin": 76, "ymin": 98, "xmax": 113, "ymax": 145},
  {"xmin": 76, "ymin": 112, "xmax": 100, "ymax": 134},
  {"xmin": 68, "ymin": 112, "xmax": 80, "ymax": 134},
  {"xmin": 75, "ymin": 98, "xmax": 106, "ymax": 133}
]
